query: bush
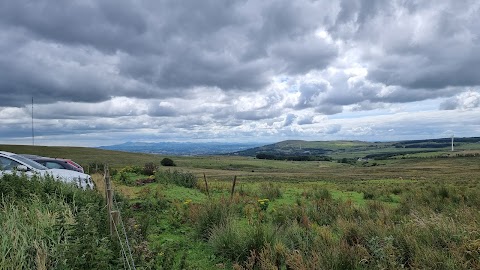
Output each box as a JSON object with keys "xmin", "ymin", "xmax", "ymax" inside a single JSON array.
[
  {"xmin": 161, "ymin": 158, "xmax": 176, "ymax": 167},
  {"xmin": 143, "ymin": 162, "xmax": 158, "ymax": 175},
  {"xmin": 87, "ymin": 162, "xmax": 105, "ymax": 173}
]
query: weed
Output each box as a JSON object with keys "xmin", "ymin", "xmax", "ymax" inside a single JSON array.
[
  {"xmin": 257, "ymin": 182, "xmax": 282, "ymax": 200},
  {"xmin": 156, "ymin": 169, "xmax": 197, "ymax": 188},
  {"xmin": 190, "ymin": 197, "xmax": 236, "ymax": 239}
]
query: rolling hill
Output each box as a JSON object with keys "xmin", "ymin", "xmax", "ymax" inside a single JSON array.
[{"xmin": 232, "ymin": 137, "xmax": 480, "ymax": 159}]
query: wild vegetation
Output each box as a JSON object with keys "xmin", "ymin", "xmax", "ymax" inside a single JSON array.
[
  {"xmin": 107, "ymin": 153, "xmax": 480, "ymax": 269},
  {"xmin": 2, "ymin": 142, "xmax": 480, "ymax": 269},
  {"xmin": 0, "ymin": 173, "xmax": 122, "ymax": 269}
]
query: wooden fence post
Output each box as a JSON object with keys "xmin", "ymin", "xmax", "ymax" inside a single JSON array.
[
  {"xmin": 104, "ymin": 165, "xmax": 116, "ymax": 237},
  {"xmin": 230, "ymin": 175, "xmax": 237, "ymax": 199},
  {"xmin": 203, "ymin": 173, "xmax": 210, "ymax": 197}
]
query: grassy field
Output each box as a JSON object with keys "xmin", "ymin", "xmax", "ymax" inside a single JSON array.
[
  {"xmin": 106, "ymin": 154, "xmax": 480, "ymax": 269},
  {"xmin": 0, "ymin": 144, "xmax": 165, "ymax": 169},
  {"xmin": 2, "ymin": 144, "xmax": 480, "ymax": 269}
]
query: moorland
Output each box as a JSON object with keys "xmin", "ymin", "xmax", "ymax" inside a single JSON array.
[{"xmin": 1, "ymin": 138, "xmax": 480, "ymax": 269}]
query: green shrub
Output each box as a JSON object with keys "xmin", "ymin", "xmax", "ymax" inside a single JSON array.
[
  {"xmin": 161, "ymin": 158, "xmax": 176, "ymax": 167},
  {"xmin": 143, "ymin": 162, "xmax": 158, "ymax": 175},
  {"xmin": 304, "ymin": 186, "xmax": 332, "ymax": 201},
  {"xmin": 137, "ymin": 186, "xmax": 169, "ymax": 211},
  {"xmin": 363, "ymin": 191, "xmax": 375, "ymax": 200},
  {"xmin": 87, "ymin": 162, "xmax": 105, "ymax": 173}
]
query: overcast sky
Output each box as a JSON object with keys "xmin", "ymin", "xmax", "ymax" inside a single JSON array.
[{"xmin": 0, "ymin": 0, "xmax": 479, "ymax": 146}]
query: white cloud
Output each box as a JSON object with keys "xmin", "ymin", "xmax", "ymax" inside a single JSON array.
[
  {"xmin": 440, "ymin": 90, "xmax": 480, "ymax": 110},
  {"xmin": 0, "ymin": 0, "xmax": 479, "ymax": 145}
]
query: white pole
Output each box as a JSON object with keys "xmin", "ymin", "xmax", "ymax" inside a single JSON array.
[{"xmin": 451, "ymin": 135, "xmax": 454, "ymax": 151}]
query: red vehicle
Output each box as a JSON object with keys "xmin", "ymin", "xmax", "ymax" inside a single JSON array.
[{"xmin": 22, "ymin": 155, "xmax": 85, "ymax": 173}]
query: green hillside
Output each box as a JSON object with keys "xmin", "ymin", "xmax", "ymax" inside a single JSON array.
[
  {"xmin": 233, "ymin": 137, "xmax": 480, "ymax": 159},
  {"xmin": 0, "ymin": 144, "xmax": 164, "ymax": 169}
]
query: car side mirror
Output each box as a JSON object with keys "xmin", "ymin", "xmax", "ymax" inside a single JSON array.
[{"xmin": 16, "ymin": 165, "xmax": 29, "ymax": 172}]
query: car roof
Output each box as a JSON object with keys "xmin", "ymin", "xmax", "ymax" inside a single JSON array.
[
  {"xmin": 0, "ymin": 151, "xmax": 16, "ymax": 156},
  {"xmin": 21, "ymin": 153, "xmax": 44, "ymax": 158},
  {"xmin": 34, "ymin": 157, "xmax": 69, "ymax": 162}
]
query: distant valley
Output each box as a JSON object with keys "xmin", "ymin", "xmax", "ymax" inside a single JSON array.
[
  {"xmin": 98, "ymin": 141, "xmax": 266, "ymax": 156},
  {"xmin": 99, "ymin": 137, "xmax": 480, "ymax": 159}
]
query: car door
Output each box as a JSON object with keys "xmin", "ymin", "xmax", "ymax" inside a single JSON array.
[
  {"xmin": 0, "ymin": 156, "xmax": 35, "ymax": 177},
  {"xmin": 0, "ymin": 156, "xmax": 18, "ymax": 171}
]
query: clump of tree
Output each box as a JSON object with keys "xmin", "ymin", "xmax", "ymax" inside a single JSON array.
[
  {"xmin": 337, "ymin": 157, "xmax": 358, "ymax": 165},
  {"xmin": 256, "ymin": 153, "xmax": 332, "ymax": 161},
  {"xmin": 161, "ymin": 158, "xmax": 176, "ymax": 166}
]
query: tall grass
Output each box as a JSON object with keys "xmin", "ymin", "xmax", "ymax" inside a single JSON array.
[
  {"xmin": 204, "ymin": 182, "xmax": 480, "ymax": 269},
  {"xmin": 257, "ymin": 182, "xmax": 282, "ymax": 200},
  {"xmin": 0, "ymin": 174, "xmax": 120, "ymax": 269},
  {"xmin": 155, "ymin": 169, "xmax": 197, "ymax": 188}
]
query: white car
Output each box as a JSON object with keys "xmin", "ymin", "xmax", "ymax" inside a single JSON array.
[{"xmin": 0, "ymin": 151, "xmax": 94, "ymax": 189}]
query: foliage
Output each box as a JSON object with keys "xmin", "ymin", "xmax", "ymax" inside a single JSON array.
[
  {"xmin": 114, "ymin": 165, "xmax": 145, "ymax": 185},
  {"xmin": 161, "ymin": 158, "xmax": 176, "ymax": 167},
  {"xmin": 257, "ymin": 199, "xmax": 269, "ymax": 211},
  {"xmin": 257, "ymin": 182, "xmax": 282, "ymax": 200},
  {"xmin": 155, "ymin": 169, "xmax": 197, "ymax": 188},
  {"xmin": 189, "ymin": 197, "xmax": 236, "ymax": 239},
  {"xmin": 143, "ymin": 162, "xmax": 158, "ymax": 175},
  {"xmin": 337, "ymin": 157, "xmax": 358, "ymax": 164},
  {"xmin": 209, "ymin": 218, "xmax": 277, "ymax": 263},
  {"xmin": 0, "ymin": 173, "xmax": 120, "ymax": 269},
  {"xmin": 87, "ymin": 162, "xmax": 105, "ymax": 173},
  {"xmin": 256, "ymin": 153, "xmax": 333, "ymax": 161}
]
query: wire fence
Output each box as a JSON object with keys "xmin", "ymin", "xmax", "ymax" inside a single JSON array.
[{"xmin": 104, "ymin": 166, "xmax": 136, "ymax": 270}]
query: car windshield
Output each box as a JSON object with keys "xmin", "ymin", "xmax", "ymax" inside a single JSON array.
[{"xmin": 12, "ymin": 154, "xmax": 48, "ymax": 170}]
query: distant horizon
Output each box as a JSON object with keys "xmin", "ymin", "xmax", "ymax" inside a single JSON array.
[{"xmin": 1, "ymin": 134, "xmax": 476, "ymax": 148}]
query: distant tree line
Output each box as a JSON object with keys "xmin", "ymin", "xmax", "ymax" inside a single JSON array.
[
  {"xmin": 256, "ymin": 153, "xmax": 333, "ymax": 161},
  {"xmin": 365, "ymin": 150, "xmax": 438, "ymax": 160},
  {"xmin": 393, "ymin": 137, "xmax": 480, "ymax": 149},
  {"xmin": 394, "ymin": 143, "xmax": 452, "ymax": 148}
]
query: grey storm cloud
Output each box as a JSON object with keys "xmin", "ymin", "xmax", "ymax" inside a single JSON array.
[
  {"xmin": 0, "ymin": 0, "xmax": 341, "ymax": 107},
  {"xmin": 1, "ymin": 0, "xmax": 478, "ymax": 108},
  {"xmin": 331, "ymin": 0, "xmax": 480, "ymax": 90},
  {"xmin": 1, "ymin": 0, "xmax": 480, "ymax": 145}
]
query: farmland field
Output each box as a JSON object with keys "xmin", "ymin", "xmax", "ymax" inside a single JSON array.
[{"xmin": 2, "ymin": 144, "xmax": 480, "ymax": 269}]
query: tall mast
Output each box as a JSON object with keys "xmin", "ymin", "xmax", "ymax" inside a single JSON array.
[
  {"xmin": 32, "ymin": 97, "xmax": 34, "ymax": 146},
  {"xmin": 451, "ymin": 134, "xmax": 454, "ymax": 152}
]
